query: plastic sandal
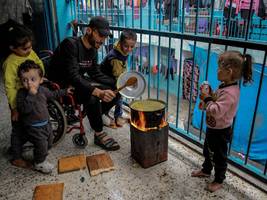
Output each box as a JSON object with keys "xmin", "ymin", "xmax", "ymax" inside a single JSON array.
[{"xmin": 94, "ymin": 132, "xmax": 120, "ymax": 151}]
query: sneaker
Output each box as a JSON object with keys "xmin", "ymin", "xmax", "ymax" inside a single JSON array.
[
  {"xmin": 22, "ymin": 148, "xmax": 34, "ymax": 161},
  {"xmin": 115, "ymin": 117, "xmax": 125, "ymax": 127},
  {"xmin": 102, "ymin": 114, "xmax": 117, "ymax": 129},
  {"xmin": 121, "ymin": 112, "xmax": 130, "ymax": 120},
  {"xmin": 102, "ymin": 114, "xmax": 111, "ymax": 126},
  {"xmin": 34, "ymin": 160, "xmax": 54, "ymax": 174}
]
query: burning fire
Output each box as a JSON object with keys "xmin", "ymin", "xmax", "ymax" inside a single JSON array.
[{"xmin": 131, "ymin": 111, "xmax": 168, "ymax": 132}]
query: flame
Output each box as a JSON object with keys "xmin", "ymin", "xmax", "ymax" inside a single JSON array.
[{"xmin": 131, "ymin": 111, "xmax": 168, "ymax": 132}]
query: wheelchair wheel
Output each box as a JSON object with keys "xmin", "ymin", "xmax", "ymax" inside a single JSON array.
[
  {"xmin": 72, "ymin": 133, "xmax": 88, "ymax": 148},
  {"xmin": 48, "ymin": 99, "xmax": 67, "ymax": 146}
]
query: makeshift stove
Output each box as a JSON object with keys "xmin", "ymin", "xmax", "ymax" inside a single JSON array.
[{"xmin": 129, "ymin": 99, "xmax": 169, "ymax": 168}]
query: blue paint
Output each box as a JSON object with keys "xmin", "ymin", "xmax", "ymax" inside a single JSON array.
[{"xmin": 55, "ymin": 1, "xmax": 74, "ymax": 42}]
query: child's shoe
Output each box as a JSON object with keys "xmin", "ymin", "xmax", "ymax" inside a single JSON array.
[
  {"xmin": 115, "ymin": 117, "xmax": 124, "ymax": 127},
  {"xmin": 102, "ymin": 114, "xmax": 117, "ymax": 129},
  {"xmin": 22, "ymin": 148, "xmax": 34, "ymax": 161},
  {"xmin": 206, "ymin": 181, "xmax": 222, "ymax": 192},
  {"xmin": 34, "ymin": 160, "xmax": 54, "ymax": 174},
  {"xmin": 102, "ymin": 114, "xmax": 111, "ymax": 125},
  {"xmin": 191, "ymin": 169, "xmax": 210, "ymax": 177},
  {"xmin": 121, "ymin": 111, "xmax": 130, "ymax": 121},
  {"xmin": 11, "ymin": 159, "xmax": 32, "ymax": 169}
]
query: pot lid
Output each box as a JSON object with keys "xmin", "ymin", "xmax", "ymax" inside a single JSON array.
[{"xmin": 116, "ymin": 71, "xmax": 146, "ymax": 99}]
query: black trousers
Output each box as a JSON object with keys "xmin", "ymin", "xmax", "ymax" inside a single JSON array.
[
  {"xmin": 84, "ymin": 95, "xmax": 119, "ymax": 132},
  {"xmin": 11, "ymin": 121, "xmax": 53, "ymax": 163},
  {"xmin": 11, "ymin": 120, "xmax": 27, "ymax": 160},
  {"xmin": 202, "ymin": 127, "xmax": 232, "ymax": 183},
  {"xmin": 27, "ymin": 123, "xmax": 53, "ymax": 164},
  {"xmin": 76, "ymin": 84, "xmax": 119, "ymax": 133}
]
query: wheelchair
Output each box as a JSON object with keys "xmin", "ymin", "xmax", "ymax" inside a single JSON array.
[{"xmin": 39, "ymin": 50, "xmax": 88, "ymax": 148}]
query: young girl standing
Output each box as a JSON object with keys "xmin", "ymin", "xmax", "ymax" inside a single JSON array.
[
  {"xmin": 191, "ymin": 51, "xmax": 253, "ymax": 192},
  {"xmin": 2, "ymin": 25, "xmax": 44, "ymax": 168}
]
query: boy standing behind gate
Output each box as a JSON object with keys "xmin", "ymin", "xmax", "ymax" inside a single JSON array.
[{"xmin": 100, "ymin": 30, "xmax": 137, "ymax": 127}]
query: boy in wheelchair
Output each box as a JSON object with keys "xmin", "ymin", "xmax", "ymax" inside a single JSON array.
[{"xmin": 16, "ymin": 60, "xmax": 73, "ymax": 173}]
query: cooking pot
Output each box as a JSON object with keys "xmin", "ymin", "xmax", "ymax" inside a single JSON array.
[{"xmin": 129, "ymin": 99, "xmax": 166, "ymax": 128}]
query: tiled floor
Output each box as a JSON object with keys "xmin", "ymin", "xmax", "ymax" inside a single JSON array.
[{"xmin": 0, "ymin": 76, "xmax": 266, "ymax": 200}]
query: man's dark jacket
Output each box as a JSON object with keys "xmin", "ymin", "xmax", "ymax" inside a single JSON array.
[{"xmin": 48, "ymin": 37, "xmax": 115, "ymax": 96}]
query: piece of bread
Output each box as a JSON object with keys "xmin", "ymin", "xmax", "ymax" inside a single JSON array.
[
  {"xmin": 58, "ymin": 154, "xmax": 87, "ymax": 173},
  {"xmin": 33, "ymin": 182, "xmax": 64, "ymax": 200},
  {"xmin": 86, "ymin": 153, "xmax": 115, "ymax": 176}
]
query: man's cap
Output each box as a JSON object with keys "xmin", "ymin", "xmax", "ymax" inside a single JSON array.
[{"xmin": 88, "ymin": 16, "xmax": 111, "ymax": 37}]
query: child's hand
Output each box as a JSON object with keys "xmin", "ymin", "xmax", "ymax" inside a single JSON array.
[
  {"xmin": 199, "ymin": 93, "xmax": 213, "ymax": 110},
  {"xmin": 200, "ymin": 82, "xmax": 212, "ymax": 94},
  {"xmin": 199, "ymin": 82, "xmax": 213, "ymax": 110},
  {"xmin": 67, "ymin": 86, "xmax": 74, "ymax": 95},
  {"xmin": 11, "ymin": 109, "xmax": 19, "ymax": 121},
  {"xmin": 199, "ymin": 93, "xmax": 211, "ymax": 101},
  {"xmin": 29, "ymin": 85, "xmax": 38, "ymax": 95}
]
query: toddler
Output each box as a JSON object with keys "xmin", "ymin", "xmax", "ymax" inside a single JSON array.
[
  {"xmin": 191, "ymin": 50, "xmax": 253, "ymax": 192},
  {"xmin": 16, "ymin": 60, "xmax": 72, "ymax": 173}
]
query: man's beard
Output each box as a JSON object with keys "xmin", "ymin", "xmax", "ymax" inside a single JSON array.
[{"xmin": 87, "ymin": 33, "xmax": 97, "ymax": 49}]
